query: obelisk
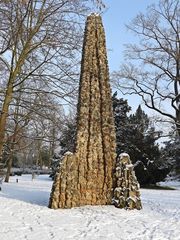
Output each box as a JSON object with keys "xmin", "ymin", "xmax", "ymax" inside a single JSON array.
[{"xmin": 49, "ymin": 14, "xmax": 116, "ymax": 208}]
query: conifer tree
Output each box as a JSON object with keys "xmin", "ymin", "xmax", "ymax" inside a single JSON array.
[{"xmin": 113, "ymin": 94, "xmax": 168, "ymax": 185}]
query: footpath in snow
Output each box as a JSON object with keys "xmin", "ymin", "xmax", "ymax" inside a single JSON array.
[{"xmin": 0, "ymin": 174, "xmax": 180, "ymax": 240}]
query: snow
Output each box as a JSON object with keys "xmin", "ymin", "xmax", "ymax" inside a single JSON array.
[
  {"xmin": 64, "ymin": 151, "xmax": 73, "ymax": 156},
  {"xmin": 0, "ymin": 175, "xmax": 180, "ymax": 240},
  {"xmin": 119, "ymin": 153, "xmax": 129, "ymax": 159},
  {"xmin": 126, "ymin": 164, "xmax": 134, "ymax": 169}
]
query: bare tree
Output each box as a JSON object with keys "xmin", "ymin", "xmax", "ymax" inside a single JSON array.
[
  {"xmin": 0, "ymin": 0, "xmax": 104, "ymax": 160},
  {"xmin": 113, "ymin": 0, "xmax": 180, "ymax": 136},
  {"xmin": 3, "ymin": 88, "xmax": 65, "ymax": 181}
]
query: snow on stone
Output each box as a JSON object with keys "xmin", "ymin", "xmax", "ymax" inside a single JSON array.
[
  {"xmin": 119, "ymin": 152, "xmax": 129, "ymax": 159},
  {"xmin": 0, "ymin": 175, "xmax": 180, "ymax": 240},
  {"xmin": 125, "ymin": 164, "xmax": 134, "ymax": 169},
  {"xmin": 64, "ymin": 151, "xmax": 73, "ymax": 156},
  {"xmin": 88, "ymin": 13, "xmax": 100, "ymax": 16}
]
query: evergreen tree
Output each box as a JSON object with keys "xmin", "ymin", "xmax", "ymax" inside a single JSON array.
[
  {"xmin": 128, "ymin": 105, "xmax": 160, "ymax": 164},
  {"xmin": 113, "ymin": 94, "xmax": 159, "ymax": 163},
  {"xmin": 112, "ymin": 92, "xmax": 131, "ymax": 155},
  {"xmin": 113, "ymin": 94, "xmax": 169, "ymax": 185},
  {"xmin": 59, "ymin": 119, "xmax": 76, "ymax": 156},
  {"xmin": 161, "ymin": 138, "xmax": 180, "ymax": 177}
]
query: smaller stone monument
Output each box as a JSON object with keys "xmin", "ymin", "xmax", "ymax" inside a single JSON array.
[{"xmin": 113, "ymin": 153, "xmax": 142, "ymax": 210}]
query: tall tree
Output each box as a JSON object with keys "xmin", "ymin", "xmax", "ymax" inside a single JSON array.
[
  {"xmin": 113, "ymin": 93, "xmax": 160, "ymax": 164},
  {"xmin": 0, "ymin": 0, "xmax": 99, "ymax": 161},
  {"xmin": 59, "ymin": 115, "xmax": 77, "ymax": 155},
  {"xmin": 112, "ymin": 92, "xmax": 131, "ymax": 155},
  {"xmin": 128, "ymin": 105, "xmax": 160, "ymax": 164},
  {"xmin": 114, "ymin": 0, "xmax": 180, "ymax": 136},
  {"xmin": 113, "ymin": 94, "xmax": 166, "ymax": 184}
]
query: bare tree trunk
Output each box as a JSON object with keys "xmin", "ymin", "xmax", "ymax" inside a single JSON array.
[
  {"xmin": 4, "ymin": 101, "xmax": 21, "ymax": 183},
  {"xmin": 0, "ymin": 82, "xmax": 13, "ymax": 160},
  {"xmin": 49, "ymin": 14, "xmax": 116, "ymax": 209},
  {"xmin": 4, "ymin": 132, "xmax": 17, "ymax": 183},
  {"xmin": 4, "ymin": 153, "xmax": 13, "ymax": 183}
]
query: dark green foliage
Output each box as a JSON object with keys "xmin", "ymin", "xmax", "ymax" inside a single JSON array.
[
  {"xmin": 112, "ymin": 92, "xmax": 131, "ymax": 156},
  {"xmin": 112, "ymin": 93, "xmax": 170, "ymax": 185},
  {"xmin": 161, "ymin": 138, "xmax": 180, "ymax": 176},
  {"xmin": 113, "ymin": 93, "xmax": 160, "ymax": 162},
  {"xmin": 134, "ymin": 160, "xmax": 170, "ymax": 185},
  {"xmin": 59, "ymin": 118, "xmax": 77, "ymax": 155}
]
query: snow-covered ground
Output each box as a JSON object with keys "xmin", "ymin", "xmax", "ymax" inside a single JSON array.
[{"xmin": 0, "ymin": 175, "xmax": 180, "ymax": 240}]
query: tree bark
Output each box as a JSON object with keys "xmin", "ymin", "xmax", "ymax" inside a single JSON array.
[
  {"xmin": 49, "ymin": 14, "xmax": 116, "ymax": 209},
  {"xmin": 4, "ymin": 153, "xmax": 13, "ymax": 183},
  {"xmin": 0, "ymin": 81, "xmax": 13, "ymax": 160},
  {"xmin": 4, "ymin": 106, "xmax": 20, "ymax": 183}
]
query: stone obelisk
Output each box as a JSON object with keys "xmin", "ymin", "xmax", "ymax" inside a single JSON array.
[{"xmin": 49, "ymin": 14, "xmax": 116, "ymax": 209}]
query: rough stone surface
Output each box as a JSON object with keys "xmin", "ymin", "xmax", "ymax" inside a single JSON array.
[
  {"xmin": 49, "ymin": 14, "xmax": 116, "ymax": 209},
  {"xmin": 112, "ymin": 153, "xmax": 142, "ymax": 210}
]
